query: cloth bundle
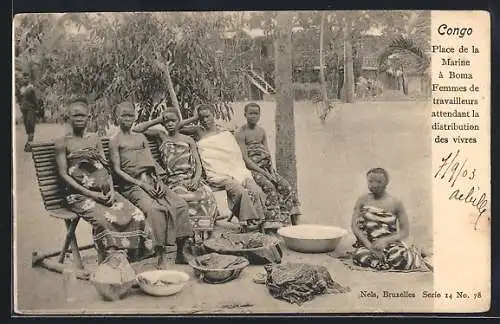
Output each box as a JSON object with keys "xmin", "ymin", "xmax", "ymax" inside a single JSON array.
[
  {"xmin": 92, "ymin": 251, "xmax": 136, "ymax": 301},
  {"xmin": 262, "ymin": 262, "xmax": 351, "ymax": 305}
]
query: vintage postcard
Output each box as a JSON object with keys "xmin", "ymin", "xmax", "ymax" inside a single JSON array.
[{"xmin": 12, "ymin": 10, "xmax": 490, "ymax": 314}]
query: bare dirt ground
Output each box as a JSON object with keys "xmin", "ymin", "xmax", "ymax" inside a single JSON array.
[{"xmin": 13, "ymin": 99, "xmax": 433, "ymax": 314}]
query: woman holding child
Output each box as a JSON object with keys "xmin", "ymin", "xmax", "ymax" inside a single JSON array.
[{"xmin": 55, "ymin": 98, "xmax": 153, "ymax": 262}]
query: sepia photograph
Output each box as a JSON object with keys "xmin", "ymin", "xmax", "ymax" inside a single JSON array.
[{"xmin": 13, "ymin": 10, "xmax": 438, "ymax": 314}]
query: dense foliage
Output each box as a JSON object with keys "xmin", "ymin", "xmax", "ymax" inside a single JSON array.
[{"xmin": 15, "ymin": 13, "xmax": 239, "ymax": 133}]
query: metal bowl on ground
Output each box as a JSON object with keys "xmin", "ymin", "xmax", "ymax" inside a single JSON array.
[
  {"xmin": 136, "ymin": 270, "xmax": 190, "ymax": 297},
  {"xmin": 189, "ymin": 256, "xmax": 249, "ymax": 284},
  {"xmin": 277, "ymin": 224, "xmax": 348, "ymax": 253}
]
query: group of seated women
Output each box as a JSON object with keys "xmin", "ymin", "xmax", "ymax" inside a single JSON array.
[
  {"xmin": 56, "ymin": 97, "xmax": 427, "ymax": 272},
  {"xmin": 55, "ymin": 98, "xmax": 301, "ymax": 269}
]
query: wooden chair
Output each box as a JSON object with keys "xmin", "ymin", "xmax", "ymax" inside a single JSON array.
[
  {"xmin": 30, "ymin": 139, "xmax": 96, "ymax": 277},
  {"xmin": 30, "ymin": 136, "xmax": 224, "ymax": 276}
]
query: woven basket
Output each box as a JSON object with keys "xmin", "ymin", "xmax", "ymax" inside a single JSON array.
[
  {"xmin": 188, "ymin": 257, "xmax": 249, "ymax": 284},
  {"xmin": 203, "ymin": 232, "xmax": 283, "ymax": 265}
]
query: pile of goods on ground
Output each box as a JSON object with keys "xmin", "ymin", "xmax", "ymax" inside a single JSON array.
[
  {"xmin": 203, "ymin": 232, "xmax": 283, "ymax": 264},
  {"xmin": 195, "ymin": 253, "xmax": 248, "ymax": 269},
  {"xmin": 190, "ymin": 252, "xmax": 249, "ymax": 284},
  {"xmin": 259, "ymin": 262, "xmax": 351, "ymax": 305},
  {"xmin": 91, "ymin": 251, "xmax": 136, "ymax": 301}
]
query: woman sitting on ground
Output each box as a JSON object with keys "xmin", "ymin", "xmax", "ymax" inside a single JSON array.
[
  {"xmin": 55, "ymin": 98, "xmax": 153, "ymax": 262},
  {"xmin": 350, "ymin": 168, "xmax": 428, "ymax": 271}
]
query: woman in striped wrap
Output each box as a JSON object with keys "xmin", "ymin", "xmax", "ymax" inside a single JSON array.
[
  {"xmin": 158, "ymin": 110, "xmax": 219, "ymax": 230},
  {"xmin": 235, "ymin": 103, "xmax": 301, "ymax": 230},
  {"xmin": 132, "ymin": 108, "xmax": 219, "ymax": 233},
  {"xmin": 350, "ymin": 168, "xmax": 427, "ymax": 271}
]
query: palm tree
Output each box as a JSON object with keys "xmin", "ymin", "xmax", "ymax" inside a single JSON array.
[
  {"xmin": 377, "ymin": 36, "xmax": 430, "ymax": 95},
  {"xmin": 378, "ymin": 36, "xmax": 430, "ymax": 73},
  {"xmin": 274, "ymin": 11, "xmax": 298, "ymax": 192}
]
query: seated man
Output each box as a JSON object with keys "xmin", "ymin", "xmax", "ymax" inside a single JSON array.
[
  {"xmin": 178, "ymin": 104, "xmax": 266, "ymax": 232},
  {"xmin": 350, "ymin": 168, "xmax": 428, "ymax": 271},
  {"xmin": 235, "ymin": 102, "xmax": 301, "ymax": 229}
]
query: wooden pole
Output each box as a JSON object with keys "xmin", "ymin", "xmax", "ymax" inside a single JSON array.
[
  {"xmin": 274, "ymin": 11, "xmax": 298, "ymax": 192},
  {"xmin": 318, "ymin": 11, "xmax": 330, "ymax": 122},
  {"xmin": 343, "ymin": 15, "xmax": 355, "ymax": 103}
]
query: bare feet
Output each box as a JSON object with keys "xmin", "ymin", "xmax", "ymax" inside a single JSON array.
[
  {"xmin": 155, "ymin": 254, "xmax": 169, "ymax": 270},
  {"xmin": 264, "ymin": 228, "xmax": 279, "ymax": 236},
  {"xmin": 247, "ymin": 219, "xmax": 261, "ymax": 230},
  {"xmin": 174, "ymin": 237, "xmax": 193, "ymax": 265},
  {"xmin": 175, "ymin": 254, "xmax": 189, "ymax": 265},
  {"xmin": 252, "ymin": 272, "xmax": 266, "ymax": 284}
]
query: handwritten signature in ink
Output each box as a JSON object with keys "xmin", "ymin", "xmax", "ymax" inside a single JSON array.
[{"xmin": 435, "ymin": 149, "xmax": 488, "ymax": 230}]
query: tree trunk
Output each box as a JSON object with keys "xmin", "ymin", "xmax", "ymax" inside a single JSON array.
[
  {"xmin": 318, "ymin": 11, "xmax": 330, "ymax": 123},
  {"xmin": 401, "ymin": 68, "xmax": 408, "ymax": 95},
  {"xmin": 274, "ymin": 11, "xmax": 298, "ymax": 192},
  {"xmin": 152, "ymin": 57, "xmax": 182, "ymax": 121},
  {"xmin": 343, "ymin": 16, "xmax": 355, "ymax": 103},
  {"xmin": 163, "ymin": 61, "xmax": 183, "ymax": 120},
  {"xmin": 330, "ymin": 52, "xmax": 339, "ymax": 98},
  {"xmin": 352, "ymin": 40, "xmax": 363, "ymax": 84}
]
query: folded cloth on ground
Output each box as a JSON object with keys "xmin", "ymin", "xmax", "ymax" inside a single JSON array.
[
  {"xmin": 261, "ymin": 262, "xmax": 351, "ymax": 305},
  {"xmin": 195, "ymin": 253, "xmax": 247, "ymax": 269},
  {"xmin": 213, "ymin": 232, "xmax": 281, "ymax": 249},
  {"xmin": 224, "ymin": 232, "xmax": 264, "ymax": 249}
]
